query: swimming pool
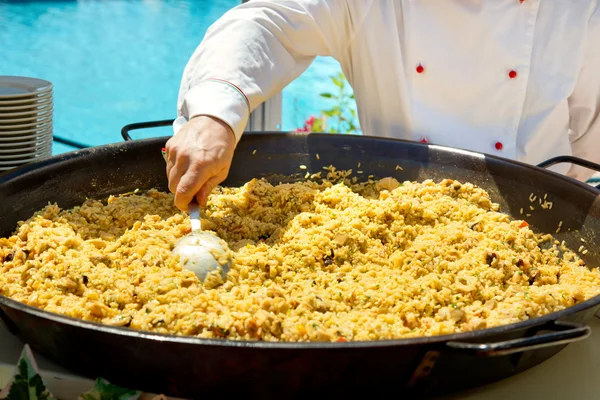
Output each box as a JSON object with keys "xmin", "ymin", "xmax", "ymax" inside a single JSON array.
[{"xmin": 0, "ymin": 0, "xmax": 354, "ymax": 155}]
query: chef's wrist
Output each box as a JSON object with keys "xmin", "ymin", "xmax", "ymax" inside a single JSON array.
[
  {"xmin": 188, "ymin": 115, "xmax": 236, "ymax": 143},
  {"xmin": 182, "ymin": 80, "xmax": 250, "ymax": 144}
]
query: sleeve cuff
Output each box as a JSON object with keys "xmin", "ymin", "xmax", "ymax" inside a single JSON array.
[{"xmin": 178, "ymin": 80, "xmax": 251, "ymax": 144}]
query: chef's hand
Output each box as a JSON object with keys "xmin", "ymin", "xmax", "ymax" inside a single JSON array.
[{"xmin": 165, "ymin": 115, "xmax": 235, "ymax": 211}]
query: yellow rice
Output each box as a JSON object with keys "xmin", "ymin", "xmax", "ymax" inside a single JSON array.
[{"xmin": 1, "ymin": 173, "xmax": 599, "ymax": 342}]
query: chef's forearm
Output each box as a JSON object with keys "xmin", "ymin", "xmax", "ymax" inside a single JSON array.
[{"xmin": 176, "ymin": 0, "xmax": 353, "ymax": 143}]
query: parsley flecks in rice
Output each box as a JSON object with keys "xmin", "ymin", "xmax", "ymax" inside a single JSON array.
[{"xmin": 1, "ymin": 176, "xmax": 599, "ymax": 342}]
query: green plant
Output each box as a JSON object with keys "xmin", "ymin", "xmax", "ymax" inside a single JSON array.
[
  {"xmin": 296, "ymin": 71, "xmax": 361, "ymax": 134},
  {"xmin": 79, "ymin": 378, "xmax": 139, "ymax": 400}
]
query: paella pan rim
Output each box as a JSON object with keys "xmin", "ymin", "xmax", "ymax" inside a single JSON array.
[
  {"xmin": 0, "ymin": 132, "xmax": 599, "ymax": 349},
  {"xmin": 1, "ymin": 131, "xmax": 598, "ymax": 196},
  {"xmin": 1, "ymin": 290, "xmax": 599, "ymax": 349}
]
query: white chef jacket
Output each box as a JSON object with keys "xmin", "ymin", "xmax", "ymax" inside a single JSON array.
[{"xmin": 174, "ymin": 0, "xmax": 600, "ymax": 182}]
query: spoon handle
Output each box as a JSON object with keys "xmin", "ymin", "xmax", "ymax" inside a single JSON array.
[{"xmin": 188, "ymin": 202, "xmax": 202, "ymax": 232}]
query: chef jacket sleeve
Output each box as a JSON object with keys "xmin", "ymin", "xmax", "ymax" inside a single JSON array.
[
  {"xmin": 567, "ymin": 4, "xmax": 600, "ymax": 183},
  {"xmin": 175, "ymin": 0, "xmax": 363, "ymax": 143}
]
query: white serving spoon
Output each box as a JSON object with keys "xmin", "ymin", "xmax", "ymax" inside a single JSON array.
[
  {"xmin": 172, "ymin": 201, "xmax": 232, "ymax": 282},
  {"xmin": 161, "ymin": 147, "xmax": 232, "ymax": 281}
]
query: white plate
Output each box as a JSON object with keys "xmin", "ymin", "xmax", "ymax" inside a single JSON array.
[
  {"xmin": 0, "ymin": 86, "xmax": 52, "ymax": 100},
  {"xmin": 0, "ymin": 153, "xmax": 49, "ymax": 165},
  {"xmin": 0, "ymin": 133, "xmax": 52, "ymax": 142},
  {"xmin": 0, "ymin": 138, "xmax": 52, "ymax": 150},
  {"xmin": 0, "ymin": 125, "xmax": 52, "ymax": 136},
  {"xmin": 0, "ymin": 130, "xmax": 52, "ymax": 142},
  {"xmin": 0, "ymin": 101, "xmax": 53, "ymax": 112},
  {"xmin": 0, "ymin": 149, "xmax": 51, "ymax": 158},
  {"xmin": 0, "ymin": 120, "xmax": 52, "ymax": 131},
  {"xmin": 0, "ymin": 91, "xmax": 53, "ymax": 106},
  {"xmin": 0, "ymin": 126, "xmax": 52, "ymax": 136},
  {"xmin": 0, "ymin": 155, "xmax": 48, "ymax": 166},
  {"xmin": 0, "ymin": 132, "xmax": 53, "ymax": 144},
  {"xmin": 0, "ymin": 111, "xmax": 53, "ymax": 123},
  {"xmin": 0, "ymin": 76, "xmax": 53, "ymax": 99},
  {"xmin": 0, "ymin": 146, "xmax": 51, "ymax": 159},
  {"xmin": 0, "ymin": 142, "xmax": 51, "ymax": 151},
  {"xmin": 0, "ymin": 145, "xmax": 51, "ymax": 159},
  {"xmin": 0, "ymin": 105, "xmax": 53, "ymax": 117},
  {"xmin": 0, "ymin": 143, "xmax": 37, "ymax": 153}
]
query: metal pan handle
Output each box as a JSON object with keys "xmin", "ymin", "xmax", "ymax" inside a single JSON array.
[
  {"xmin": 537, "ymin": 156, "xmax": 600, "ymax": 189},
  {"xmin": 121, "ymin": 119, "xmax": 176, "ymax": 141},
  {"xmin": 446, "ymin": 320, "xmax": 591, "ymax": 357}
]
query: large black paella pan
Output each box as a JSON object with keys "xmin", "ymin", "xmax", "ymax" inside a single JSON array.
[{"xmin": 1, "ymin": 120, "xmax": 600, "ymax": 398}]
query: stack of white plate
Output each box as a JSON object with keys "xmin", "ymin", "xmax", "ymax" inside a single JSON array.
[{"xmin": 0, "ymin": 76, "xmax": 53, "ymax": 172}]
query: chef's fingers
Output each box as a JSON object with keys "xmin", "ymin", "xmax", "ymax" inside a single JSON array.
[
  {"xmin": 168, "ymin": 155, "xmax": 189, "ymax": 195},
  {"xmin": 168, "ymin": 165, "xmax": 182, "ymax": 194},
  {"xmin": 174, "ymin": 166, "xmax": 211, "ymax": 211},
  {"xmin": 165, "ymin": 158, "xmax": 174, "ymax": 183},
  {"xmin": 168, "ymin": 143, "xmax": 196, "ymax": 195},
  {"xmin": 196, "ymin": 169, "xmax": 227, "ymax": 208},
  {"xmin": 165, "ymin": 140, "xmax": 180, "ymax": 192}
]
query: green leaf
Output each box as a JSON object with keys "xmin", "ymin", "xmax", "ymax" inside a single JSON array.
[
  {"xmin": 4, "ymin": 360, "xmax": 29, "ymax": 400},
  {"xmin": 2, "ymin": 363, "xmax": 56, "ymax": 400},
  {"xmin": 30, "ymin": 375, "xmax": 50, "ymax": 400},
  {"xmin": 310, "ymin": 71, "xmax": 360, "ymax": 135},
  {"xmin": 78, "ymin": 378, "xmax": 140, "ymax": 400},
  {"xmin": 313, "ymin": 121, "xmax": 326, "ymax": 132},
  {"xmin": 0, "ymin": 345, "xmax": 58, "ymax": 400}
]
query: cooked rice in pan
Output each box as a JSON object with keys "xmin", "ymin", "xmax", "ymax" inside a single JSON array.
[{"xmin": 1, "ymin": 171, "xmax": 599, "ymax": 342}]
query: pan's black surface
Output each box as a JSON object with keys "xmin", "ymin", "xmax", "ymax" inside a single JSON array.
[{"xmin": 1, "ymin": 131, "xmax": 600, "ymax": 398}]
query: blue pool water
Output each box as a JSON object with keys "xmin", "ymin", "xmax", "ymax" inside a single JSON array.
[{"xmin": 0, "ymin": 0, "xmax": 353, "ymax": 155}]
